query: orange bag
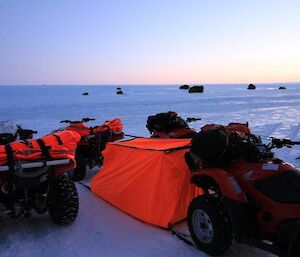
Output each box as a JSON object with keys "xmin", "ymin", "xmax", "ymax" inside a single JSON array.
[
  {"xmin": 226, "ymin": 122, "xmax": 251, "ymax": 135},
  {"xmin": 201, "ymin": 123, "xmax": 251, "ymax": 139},
  {"xmin": 65, "ymin": 118, "xmax": 123, "ymax": 137},
  {"xmin": 91, "ymin": 138, "xmax": 202, "ymax": 228},
  {"xmin": 0, "ymin": 130, "xmax": 80, "ymax": 165},
  {"xmin": 92, "ymin": 118, "xmax": 123, "ymax": 134}
]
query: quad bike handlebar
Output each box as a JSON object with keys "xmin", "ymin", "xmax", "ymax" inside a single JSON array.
[
  {"xmin": 17, "ymin": 129, "xmax": 38, "ymax": 134},
  {"xmin": 60, "ymin": 118, "xmax": 96, "ymax": 124},
  {"xmin": 270, "ymin": 137, "xmax": 300, "ymax": 149},
  {"xmin": 81, "ymin": 117, "xmax": 95, "ymax": 123},
  {"xmin": 245, "ymin": 134, "xmax": 300, "ymax": 149},
  {"xmin": 15, "ymin": 125, "xmax": 38, "ymax": 140},
  {"xmin": 16, "ymin": 125, "xmax": 37, "ymax": 135}
]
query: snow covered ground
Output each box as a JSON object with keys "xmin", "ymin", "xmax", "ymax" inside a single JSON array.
[{"xmin": 0, "ymin": 84, "xmax": 299, "ymax": 257}]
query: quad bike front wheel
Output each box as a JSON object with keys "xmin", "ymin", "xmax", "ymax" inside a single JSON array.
[
  {"xmin": 48, "ymin": 175, "xmax": 79, "ymax": 225},
  {"xmin": 187, "ymin": 195, "xmax": 232, "ymax": 256},
  {"xmin": 69, "ymin": 157, "xmax": 87, "ymax": 182}
]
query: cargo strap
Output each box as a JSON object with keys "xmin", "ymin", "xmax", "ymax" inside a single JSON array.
[
  {"xmin": 124, "ymin": 133, "xmax": 144, "ymax": 138},
  {"xmin": 37, "ymin": 139, "xmax": 51, "ymax": 159},
  {"xmin": 5, "ymin": 144, "xmax": 15, "ymax": 172},
  {"xmin": 52, "ymin": 134, "xmax": 63, "ymax": 145}
]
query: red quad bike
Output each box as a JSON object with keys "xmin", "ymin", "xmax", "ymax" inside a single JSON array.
[
  {"xmin": 0, "ymin": 130, "xmax": 79, "ymax": 225},
  {"xmin": 185, "ymin": 123, "xmax": 300, "ymax": 257},
  {"xmin": 146, "ymin": 111, "xmax": 200, "ymax": 139},
  {"xmin": 59, "ymin": 117, "xmax": 124, "ymax": 181}
]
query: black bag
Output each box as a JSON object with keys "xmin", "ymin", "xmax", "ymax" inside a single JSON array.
[
  {"xmin": 190, "ymin": 128, "xmax": 229, "ymax": 168},
  {"xmin": 146, "ymin": 112, "xmax": 189, "ymax": 133}
]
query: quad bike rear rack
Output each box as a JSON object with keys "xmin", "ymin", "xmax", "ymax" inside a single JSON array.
[{"xmin": 0, "ymin": 159, "xmax": 71, "ymax": 172}]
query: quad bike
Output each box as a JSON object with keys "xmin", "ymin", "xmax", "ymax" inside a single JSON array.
[
  {"xmin": 185, "ymin": 123, "xmax": 300, "ymax": 257},
  {"xmin": 0, "ymin": 130, "xmax": 79, "ymax": 225},
  {"xmin": 146, "ymin": 111, "xmax": 200, "ymax": 138},
  {"xmin": 58, "ymin": 117, "xmax": 124, "ymax": 181},
  {"xmin": 0, "ymin": 121, "xmax": 37, "ymax": 144}
]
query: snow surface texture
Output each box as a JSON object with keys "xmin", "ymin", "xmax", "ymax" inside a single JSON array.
[{"xmin": 0, "ymin": 84, "xmax": 299, "ymax": 257}]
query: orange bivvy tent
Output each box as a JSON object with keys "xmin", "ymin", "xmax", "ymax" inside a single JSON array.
[{"xmin": 91, "ymin": 138, "xmax": 202, "ymax": 228}]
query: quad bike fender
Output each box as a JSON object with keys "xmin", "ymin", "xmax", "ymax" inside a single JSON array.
[
  {"xmin": 191, "ymin": 168, "xmax": 246, "ymax": 202},
  {"xmin": 191, "ymin": 169, "xmax": 260, "ymax": 242}
]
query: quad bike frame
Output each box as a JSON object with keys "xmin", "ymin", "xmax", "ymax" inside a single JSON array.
[
  {"xmin": 59, "ymin": 118, "xmax": 124, "ymax": 181},
  {"xmin": 190, "ymin": 164, "xmax": 300, "ymax": 257},
  {"xmin": 0, "ymin": 159, "xmax": 79, "ymax": 225}
]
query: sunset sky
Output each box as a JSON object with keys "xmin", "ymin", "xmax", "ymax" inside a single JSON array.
[{"xmin": 0, "ymin": 0, "xmax": 299, "ymax": 85}]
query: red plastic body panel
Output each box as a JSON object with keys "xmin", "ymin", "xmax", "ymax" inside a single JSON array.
[
  {"xmin": 192, "ymin": 160, "xmax": 300, "ymax": 237},
  {"xmin": 191, "ymin": 168, "xmax": 247, "ymax": 203},
  {"xmin": 229, "ymin": 160, "xmax": 300, "ymax": 235}
]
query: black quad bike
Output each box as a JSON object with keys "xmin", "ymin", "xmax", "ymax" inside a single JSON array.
[
  {"xmin": 0, "ymin": 159, "xmax": 78, "ymax": 225},
  {"xmin": 59, "ymin": 117, "xmax": 124, "ymax": 181},
  {"xmin": 0, "ymin": 123, "xmax": 79, "ymax": 225},
  {"xmin": 185, "ymin": 126, "xmax": 300, "ymax": 257}
]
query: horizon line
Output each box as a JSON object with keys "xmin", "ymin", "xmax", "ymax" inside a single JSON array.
[{"xmin": 0, "ymin": 81, "xmax": 300, "ymax": 86}]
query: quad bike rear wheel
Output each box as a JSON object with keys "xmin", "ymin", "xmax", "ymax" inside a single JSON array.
[
  {"xmin": 69, "ymin": 157, "xmax": 87, "ymax": 182},
  {"xmin": 48, "ymin": 175, "xmax": 79, "ymax": 225},
  {"xmin": 188, "ymin": 195, "xmax": 232, "ymax": 256}
]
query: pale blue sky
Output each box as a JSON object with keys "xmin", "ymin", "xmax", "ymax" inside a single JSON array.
[{"xmin": 0, "ymin": 0, "xmax": 300, "ymax": 85}]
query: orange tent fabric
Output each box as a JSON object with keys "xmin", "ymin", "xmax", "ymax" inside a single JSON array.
[{"xmin": 91, "ymin": 138, "xmax": 202, "ymax": 228}]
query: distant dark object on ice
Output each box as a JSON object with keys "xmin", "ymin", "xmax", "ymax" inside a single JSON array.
[
  {"xmin": 116, "ymin": 90, "xmax": 124, "ymax": 95},
  {"xmin": 189, "ymin": 85, "xmax": 204, "ymax": 93},
  {"xmin": 279, "ymin": 86, "xmax": 286, "ymax": 90},
  {"xmin": 179, "ymin": 85, "xmax": 189, "ymax": 90},
  {"xmin": 247, "ymin": 84, "xmax": 256, "ymax": 90},
  {"xmin": 117, "ymin": 87, "xmax": 122, "ymax": 90},
  {"xmin": 82, "ymin": 92, "xmax": 89, "ymax": 96}
]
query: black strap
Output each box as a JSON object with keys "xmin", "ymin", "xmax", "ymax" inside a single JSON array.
[
  {"xmin": 52, "ymin": 134, "xmax": 63, "ymax": 145},
  {"xmin": 89, "ymin": 127, "xmax": 94, "ymax": 135},
  {"xmin": 170, "ymin": 228, "xmax": 194, "ymax": 246},
  {"xmin": 5, "ymin": 144, "xmax": 15, "ymax": 172},
  {"xmin": 37, "ymin": 139, "xmax": 51, "ymax": 159}
]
